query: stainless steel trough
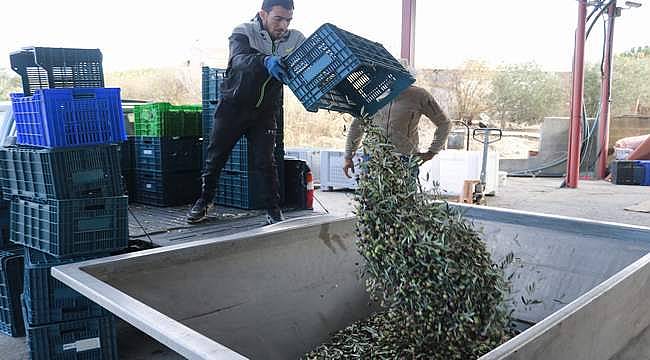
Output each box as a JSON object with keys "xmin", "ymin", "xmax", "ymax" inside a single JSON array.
[{"xmin": 52, "ymin": 205, "xmax": 650, "ymax": 359}]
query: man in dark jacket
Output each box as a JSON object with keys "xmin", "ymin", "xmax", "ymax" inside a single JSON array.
[{"xmin": 187, "ymin": 0, "xmax": 305, "ymax": 224}]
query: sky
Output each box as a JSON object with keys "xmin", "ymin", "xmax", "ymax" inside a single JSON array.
[{"xmin": 1, "ymin": 0, "xmax": 649, "ymax": 72}]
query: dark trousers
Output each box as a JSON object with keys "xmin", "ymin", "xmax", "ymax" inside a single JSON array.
[{"xmin": 202, "ymin": 100, "xmax": 280, "ymax": 209}]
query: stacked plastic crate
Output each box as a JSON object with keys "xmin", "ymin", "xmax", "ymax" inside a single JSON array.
[
  {"xmin": 611, "ymin": 160, "xmax": 650, "ymax": 186},
  {"xmin": 4, "ymin": 46, "xmax": 126, "ymax": 359},
  {"xmin": 201, "ymin": 67, "xmax": 285, "ymax": 209},
  {"xmin": 133, "ymin": 103, "xmax": 203, "ymax": 206},
  {"xmin": 118, "ymin": 135, "xmax": 136, "ymax": 201}
]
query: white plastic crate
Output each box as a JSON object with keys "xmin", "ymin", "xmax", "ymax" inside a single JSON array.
[
  {"xmin": 419, "ymin": 150, "xmax": 500, "ymax": 196},
  {"xmin": 285, "ymin": 148, "xmax": 321, "ymax": 183},
  {"xmin": 320, "ymin": 150, "xmax": 363, "ymax": 190}
]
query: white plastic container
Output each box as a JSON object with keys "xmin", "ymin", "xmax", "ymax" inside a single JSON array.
[
  {"xmin": 615, "ymin": 147, "xmax": 633, "ymax": 160},
  {"xmin": 419, "ymin": 150, "xmax": 500, "ymax": 196},
  {"xmin": 319, "ymin": 150, "xmax": 363, "ymax": 190}
]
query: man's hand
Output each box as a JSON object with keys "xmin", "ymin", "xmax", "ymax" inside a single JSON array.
[
  {"xmin": 417, "ymin": 151, "xmax": 435, "ymax": 162},
  {"xmin": 343, "ymin": 158, "xmax": 355, "ymax": 178},
  {"xmin": 264, "ymin": 56, "xmax": 288, "ymax": 83}
]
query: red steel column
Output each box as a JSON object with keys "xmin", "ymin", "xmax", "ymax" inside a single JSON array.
[
  {"xmin": 597, "ymin": 2, "xmax": 617, "ymax": 179},
  {"xmin": 566, "ymin": 0, "xmax": 588, "ymax": 188},
  {"xmin": 401, "ymin": 0, "xmax": 416, "ymax": 66}
]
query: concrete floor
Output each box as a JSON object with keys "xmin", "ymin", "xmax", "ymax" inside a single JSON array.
[{"xmin": 1, "ymin": 177, "xmax": 648, "ymax": 359}]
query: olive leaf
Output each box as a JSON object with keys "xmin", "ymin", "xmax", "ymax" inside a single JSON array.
[{"xmin": 304, "ymin": 117, "xmax": 517, "ymax": 359}]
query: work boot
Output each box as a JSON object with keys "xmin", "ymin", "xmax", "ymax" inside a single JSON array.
[
  {"xmin": 266, "ymin": 207, "xmax": 285, "ymax": 225},
  {"xmin": 187, "ymin": 197, "xmax": 211, "ymax": 224}
]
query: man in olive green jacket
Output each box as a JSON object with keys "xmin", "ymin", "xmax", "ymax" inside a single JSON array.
[{"xmin": 343, "ymin": 85, "xmax": 451, "ymax": 178}]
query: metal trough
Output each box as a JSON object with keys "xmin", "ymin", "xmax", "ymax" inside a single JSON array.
[{"xmin": 52, "ymin": 205, "xmax": 650, "ymax": 359}]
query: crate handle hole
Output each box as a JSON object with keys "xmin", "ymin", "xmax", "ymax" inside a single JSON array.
[{"xmin": 84, "ymin": 205, "xmax": 105, "ymax": 211}]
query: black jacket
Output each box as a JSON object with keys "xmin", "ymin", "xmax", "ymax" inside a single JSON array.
[{"xmin": 220, "ymin": 16, "xmax": 305, "ymax": 112}]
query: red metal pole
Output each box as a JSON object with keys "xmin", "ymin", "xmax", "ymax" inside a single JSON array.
[
  {"xmin": 566, "ymin": 0, "xmax": 588, "ymax": 188},
  {"xmin": 597, "ymin": 2, "xmax": 617, "ymax": 179},
  {"xmin": 401, "ymin": 0, "xmax": 416, "ymax": 66}
]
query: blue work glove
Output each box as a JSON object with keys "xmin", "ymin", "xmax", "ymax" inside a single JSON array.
[{"xmin": 264, "ymin": 56, "xmax": 288, "ymax": 83}]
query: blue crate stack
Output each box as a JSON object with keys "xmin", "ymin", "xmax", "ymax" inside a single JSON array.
[
  {"xmin": 5, "ymin": 46, "xmax": 124, "ymax": 359},
  {"xmin": 133, "ymin": 135, "xmax": 202, "ymax": 206},
  {"xmin": 201, "ymin": 66, "xmax": 285, "ymax": 209},
  {"xmin": 0, "ymin": 247, "xmax": 25, "ymax": 338}
]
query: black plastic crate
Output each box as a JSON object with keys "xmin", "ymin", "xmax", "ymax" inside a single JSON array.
[
  {"xmin": 23, "ymin": 248, "xmax": 108, "ymax": 326},
  {"xmin": 10, "ymin": 47, "xmax": 104, "ymax": 96},
  {"xmin": 134, "ymin": 170, "xmax": 201, "ymax": 207},
  {"xmin": 134, "ymin": 136, "xmax": 202, "ymax": 173},
  {"xmin": 122, "ymin": 170, "xmax": 136, "ymax": 203},
  {"xmin": 611, "ymin": 160, "xmax": 645, "ymax": 185},
  {"xmin": 118, "ymin": 137, "xmax": 135, "ymax": 174},
  {"xmin": 26, "ymin": 315, "xmax": 118, "ymax": 360},
  {"xmin": 0, "ymin": 247, "xmax": 25, "ymax": 337},
  {"xmin": 285, "ymin": 23, "xmax": 414, "ymax": 118},
  {"xmin": 0, "ymin": 207, "xmax": 10, "ymax": 249},
  {"xmin": 1, "ymin": 145, "xmax": 124, "ymax": 201},
  {"xmin": 10, "ymin": 196, "xmax": 129, "ymax": 258}
]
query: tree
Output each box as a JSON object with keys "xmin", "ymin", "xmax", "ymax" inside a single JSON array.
[
  {"xmin": 490, "ymin": 62, "xmax": 564, "ymax": 128},
  {"xmin": 621, "ymin": 46, "xmax": 650, "ymax": 59},
  {"xmin": 0, "ymin": 69, "xmax": 21, "ymax": 101},
  {"xmin": 611, "ymin": 53, "xmax": 650, "ymax": 115},
  {"xmin": 444, "ymin": 60, "xmax": 493, "ymax": 122},
  {"xmin": 583, "ymin": 63, "xmax": 602, "ymax": 118}
]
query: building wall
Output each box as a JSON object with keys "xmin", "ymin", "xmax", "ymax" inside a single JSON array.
[{"xmin": 610, "ymin": 115, "xmax": 650, "ymax": 144}]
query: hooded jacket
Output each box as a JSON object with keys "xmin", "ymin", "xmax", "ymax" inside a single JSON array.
[{"xmin": 219, "ymin": 15, "xmax": 305, "ymax": 112}]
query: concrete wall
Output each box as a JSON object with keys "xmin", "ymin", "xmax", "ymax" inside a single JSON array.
[
  {"xmin": 610, "ymin": 115, "xmax": 650, "ymax": 144},
  {"xmin": 502, "ymin": 117, "xmax": 597, "ymax": 176}
]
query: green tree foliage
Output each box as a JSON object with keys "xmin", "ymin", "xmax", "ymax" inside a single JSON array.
[
  {"xmin": 105, "ymin": 67, "xmax": 201, "ymax": 104},
  {"xmin": 583, "ymin": 63, "xmax": 602, "ymax": 118},
  {"xmin": 0, "ymin": 69, "xmax": 21, "ymax": 101},
  {"xmin": 611, "ymin": 53, "xmax": 650, "ymax": 115},
  {"xmin": 490, "ymin": 63, "xmax": 564, "ymax": 128},
  {"xmin": 445, "ymin": 60, "xmax": 493, "ymax": 122},
  {"xmin": 621, "ymin": 46, "xmax": 650, "ymax": 59}
]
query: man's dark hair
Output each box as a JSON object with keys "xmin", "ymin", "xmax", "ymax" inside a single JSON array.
[{"xmin": 262, "ymin": 0, "xmax": 294, "ymax": 11}]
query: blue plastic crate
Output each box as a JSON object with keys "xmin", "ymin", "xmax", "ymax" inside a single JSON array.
[
  {"xmin": 23, "ymin": 248, "xmax": 107, "ymax": 326},
  {"xmin": 285, "ymin": 23, "xmax": 415, "ymax": 118},
  {"xmin": 202, "ymin": 67, "xmax": 225, "ymax": 166},
  {"xmin": 134, "ymin": 170, "xmax": 201, "ymax": 207},
  {"xmin": 10, "ymin": 196, "xmax": 129, "ymax": 257},
  {"xmin": 134, "ymin": 136, "xmax": 202, "ymax": 172},
  {"xmin": 0, "ymin": 247, "xmax": 24, "ymax": 337},
  {"xmin": 1, "ymin": 145, "xmax": 124, "ymax": 201},
  {"xmin": 639, "ymin": 160, "xmax": 650, "ymax": 186},
  {"xmin": 201, "ymin": 67, "xmax": 225, "ymax": 105},
  {"xmin": 215, "ymin": 170, "xmax": 265, "ymax": 210},
  {"xmin": 26, "ymin": 315, "xmax": 118, "ymax": 360},
  {"xmin": 11, "ymin": 88, "xmax": 126, "ymax": 148}
]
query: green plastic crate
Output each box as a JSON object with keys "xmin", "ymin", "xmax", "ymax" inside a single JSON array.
[{"xmin": 134, "ymin": 103, "xmax": 202, "ymax": 137}]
